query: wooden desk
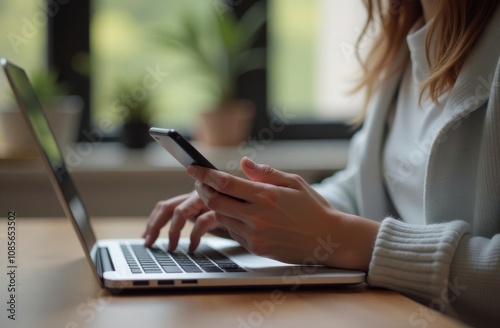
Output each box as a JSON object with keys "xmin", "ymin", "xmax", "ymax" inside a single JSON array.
[{"xmin": 0, "ymin": 217, "xmax": 466, "ymax": 328}]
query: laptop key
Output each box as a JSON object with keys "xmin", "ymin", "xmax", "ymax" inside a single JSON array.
[
  {"xmin": 161, "ymin": 266, "xmax": 183, "ymax": 273},
  {"xmin": 181, "ymin": 266, "xmax": 202, "ymax": 273},
  {"xmin": 130, "ymin": 244, "xmax": 179, "ymax": 273},
  {"xmin": 127, "ymin": 242, "xmax": 248, "ymax": 274},
  {"xmin": 217, "ymin": 263, "xmax": 241, "ymax": 269},
  {"xmin": 142, "ymin": 265, "xmax": 161, "ymax": 270},
  {"xmin": 203, "ymin": 266, "xmax": 224, "ymax": 272},
  {"xmin": 224, "ymin": 267, "xmax": 247, "ymax": 272}
]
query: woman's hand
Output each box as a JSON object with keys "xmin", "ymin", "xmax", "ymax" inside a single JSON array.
[
  {"xmin": 142, "ymin": 191, "xmax": 227, "ymax": 252},
  {"xmin": 188, "ymin": 157, "xmax": 380, "ymax": 271}
]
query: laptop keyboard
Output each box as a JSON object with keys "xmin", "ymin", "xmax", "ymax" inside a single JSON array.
[{"xmin": 121, "ymin": 243, "xmax": 246, "ymax": 274}]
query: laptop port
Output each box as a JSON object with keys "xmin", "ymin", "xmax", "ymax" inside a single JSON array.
[
  {"xmin": 158, "ymin": 280, "xmax": 174, "ymax": 286},
  {"xmin": 133, "ymin": 280, "xmax": 149, "ymax": 286},
  {"xmin": 181, "ymin": 279, "xmax": 198, "ymax": 284}
]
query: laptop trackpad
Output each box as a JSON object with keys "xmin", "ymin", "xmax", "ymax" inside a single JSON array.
[{"xmin": 206, "ymin": 238, "xmax": 301, "ymax": 270}]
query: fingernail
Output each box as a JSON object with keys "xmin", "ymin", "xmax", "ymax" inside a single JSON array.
[
  {"xmin": 244, "ymin": 157, "xmax": 256, "ymax": 169},
  {"xmin": 194, "ymin": 180, "xmax": 202, "ymax": 194},
  {"xmin": 187, "ymin": 165, "xmax": 196, "ymax": 177},
  {"xmin": 144, "ymin": 234, "xmax": 151, "ymax": 245}
]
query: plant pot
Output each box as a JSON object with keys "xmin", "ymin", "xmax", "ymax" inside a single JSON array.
[
  {"xmin": 120, "ymin": 121, "xmax": 151, "ymax": 149},
  {"xmin": 194, "ymin": 100, "xmax": 255, "ymax": 147},
  {"xmin": 0, "ymin": 95, "xmax": 83, "ymax": 158}
]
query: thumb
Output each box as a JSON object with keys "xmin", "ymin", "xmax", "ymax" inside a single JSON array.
[{"xmin": 240, "ymin": 157, "xmax": 298, "ymax": 188}]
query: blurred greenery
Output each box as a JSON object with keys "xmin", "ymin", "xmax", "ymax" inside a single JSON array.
[
  {"xmin": 153, "ymin": 0, "xmax": 266, "ymax": 107},
  {"xmin": 0, "ymin": 0, "xmax": 365, "ymax": 148},
  {"xmin": 1, "ymin": 0, "xmax": 358, "ymax": 133},
  {"xmin": 92, "ymin": 0, "xmax": 215, "ymax": 132},
  {"xmin": 113, "ymin": 79, "xmax": 153, "ymax": 124},
  {"xmin": 29, "ymin": 69, "xmax": 69, "ymax": 103},
  {"xmin": 0, "ymin": 0, "xmax": 47, "ymax": 110},
  {"xmin": 91, "ymin": 0, "xmax": 317, "ymax": 132}
]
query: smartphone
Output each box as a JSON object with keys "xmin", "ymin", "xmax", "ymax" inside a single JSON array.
[
  {"xmin": 149, "ymin": 128, "xmax": 218, "ymax": 170},
  {"xmin": 150, "ymin": 127, "xmax": 245, "ymax": 202}
]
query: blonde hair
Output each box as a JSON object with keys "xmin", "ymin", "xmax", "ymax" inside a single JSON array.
[{"xmin": 354, "ymin": 0, "xmax": 498, "ymax": 115}]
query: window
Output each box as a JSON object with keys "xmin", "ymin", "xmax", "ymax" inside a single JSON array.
[
  {"xmin": 92, "ymin": 0, "xmax": 224, "ymax": 134},
  {"xmin": 269, "ymin": 0, "xmax": 367, "ymax": 121},
  {"xmin": 46, "ymin": 0, "xmax": 369, "ymax": 141}
]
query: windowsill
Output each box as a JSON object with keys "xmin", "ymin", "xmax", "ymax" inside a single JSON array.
[
  {"xmin": 0, "ymin": 140, "xmax": 349, "ymax": 217},
  {"xmin": 77, "ymin": 139, "xmax": 348, "ymax": 171}
]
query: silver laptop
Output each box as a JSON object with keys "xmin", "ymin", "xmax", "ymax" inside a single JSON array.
[{"xmin": 1, "ymin": 58, "xmax": 365, "ymax": 292}]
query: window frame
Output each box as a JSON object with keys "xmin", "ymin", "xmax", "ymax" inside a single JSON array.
[{"xmin": 48, "ymin": 0, "xmax": 90, "ymax": 141}]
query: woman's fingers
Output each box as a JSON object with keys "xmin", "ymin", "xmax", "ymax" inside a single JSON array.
[
  {"xmin": 187, "ymin": 158, "xmax": 308, "ymax": 204},
  {"xmin": 142, "ymin": 190, "xmax": 211, "ymax": 249},
  {"xmin": 194, "ymin": 180, "xmax": 249, "ymax": 220},
  {"xmin": 240, "ymin": 157, "xmax": 305, "ymax": 189},
  {"xmin": 167, "ymin": 192, "xmax": 209, "ymax": 251},
  {"xmin": 143, "ymin": 194, "xmax": 189, "ymax": 247},
  {"xmin": 187, "ymin": 164, "xmax": 263, "ymax": 202},
  {"xmin": 144, "ymin": 159, "xmax": 334, "ymax": 264},
  {"xmin": 242, "ymin": 157, "xmax": 331, "ymax": 207},
  {"xmin": 214, "ymin": 212, "xmax": 247, "ymax": 233},
  {"xmin": 187, "ymin": 158, "xmax": 306, "ymax": 215},
  {"xmin": 188, "ymin": 211, "xmax": 219, "ymax": 252}
]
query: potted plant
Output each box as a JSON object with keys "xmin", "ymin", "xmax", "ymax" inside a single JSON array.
[
  {"xmin": 0, "ymin": 68, "xmax": 83, "ymax": 157},
  {"xmin": 155, "ymin": 1, "xmax": 266, "ymax": 146},
  {"xmin": 113, "ymin": 81, "xmax": 153, "ymax": 149}
]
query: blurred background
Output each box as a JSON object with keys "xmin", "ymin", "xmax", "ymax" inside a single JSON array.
[
  {"xmin": 0, "ymin": 0, "xmax": 365, "ymax": 145},
  {"xmin": 0, "ymin": 0, "xmax": 368, "ymax": 217}
]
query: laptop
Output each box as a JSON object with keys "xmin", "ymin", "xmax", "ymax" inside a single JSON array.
[{"xmin": 1, "ymin": 58, "xmax": 365, "ymax": 292}]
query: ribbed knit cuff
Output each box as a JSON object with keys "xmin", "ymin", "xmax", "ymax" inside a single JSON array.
[{"xmin": 367, "ymin": 217, "xmax": 469, "ymax": 302}]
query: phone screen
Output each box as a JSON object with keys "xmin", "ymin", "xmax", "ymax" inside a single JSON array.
[{"xmin": 149, "ymin": 128, "xmax": 217, "ymax": 170}]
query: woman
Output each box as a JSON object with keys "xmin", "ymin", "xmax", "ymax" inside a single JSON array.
[{"xmin": 143, "ymin": 0, "xmax": 500, "ymax": 326}]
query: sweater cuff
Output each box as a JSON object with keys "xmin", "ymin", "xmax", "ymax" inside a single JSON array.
[{"xmin": 367, "ymin": 217, "xmax": 469, "ymax": 302}]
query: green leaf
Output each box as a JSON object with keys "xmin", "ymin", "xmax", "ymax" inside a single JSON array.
[
  {"xmin": 215, "ymin": 9, "xmax": 240, "ymax": 55},
  {"xmin": 29, "ymin": 69, "xmax": 69, "ymax": 102},
  {"xmin": 237, "ymin": 0, "xmax": 266, "ymax": 51},
  {"xmin": 150, "ymin": 0, "xmax": 267, "ymax": 109},
  {"xmin": 232, "ymin": 47, "xmax": 266, "ymax": 77}
]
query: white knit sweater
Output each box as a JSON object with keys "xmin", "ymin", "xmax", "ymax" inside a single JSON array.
[{"xmin": 312, "ymin": 8, "xmax": 500, "ymax": 327}]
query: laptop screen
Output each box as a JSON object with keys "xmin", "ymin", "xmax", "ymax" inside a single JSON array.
[{"xmin": 1, "ymin": 58, "xmax": 97, "ymax": 256}]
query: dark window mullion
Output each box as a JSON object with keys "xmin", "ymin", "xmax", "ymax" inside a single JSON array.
[
  {"xmin": 235, "ymin": 0, "xmax": 355, "ymax": 140},
  {"xmin": 48, "ymin": 0, "xmax": 90, "ymax": 142}
]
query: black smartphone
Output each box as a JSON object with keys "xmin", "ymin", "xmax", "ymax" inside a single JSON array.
[
  {"xmin": 150, "ymin": 127, "xmax": 245, "ymax": 202},
  {"xmin": 149, "ymin": 128, "xmax": 218, "ymax": 170}
]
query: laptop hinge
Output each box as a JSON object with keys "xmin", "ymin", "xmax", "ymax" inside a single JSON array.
[{"xmin": 96, "ymin": 247, "xmax": 115, "ymax": 278}]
